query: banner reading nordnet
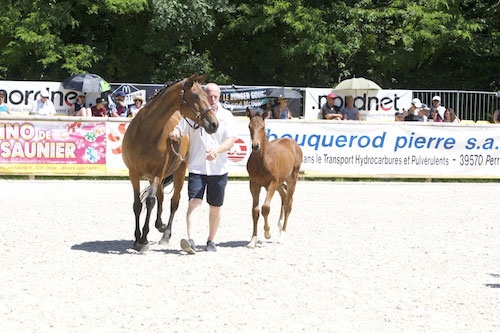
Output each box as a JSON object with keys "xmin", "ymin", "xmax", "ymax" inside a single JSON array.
[{"xmin": 1, "ymin": 118, "xmax": 500, "ymax": 178}]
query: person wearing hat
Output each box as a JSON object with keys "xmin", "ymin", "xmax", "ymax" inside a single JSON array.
[
  {"xmin": 69, "ymin": 94, "xmax": 91, "ymax": 117},
  {"xmin": 321, "ymin": 92, "xmax": 342, "ymax": 120},
  {"xmin": 273, "ymin": 97, "xmax": 292, "ymax": 119},
  {"xmin": 429, "ymin": 95, "xmax": 446, "ymax": 122},
  {"xmin": 130, "ymin": 95, "xmax": 145, "ymax": 117},
  {"xmin": 404, "ymin": 97, "xmax": 428, "ymax": 122},
  {"xmin": 32, "ymin": 89, "xmax": 56, "ymax": 116},
  {"xmin": 91, "ymin": 97, "xmax": 108, "ymax": 117}
]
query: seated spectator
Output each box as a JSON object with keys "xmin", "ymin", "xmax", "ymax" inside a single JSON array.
[
  {"xmin": 130, "ymin": 96, "xmax": 145, "ymax": 117},
  {"xmin": 406, "ymin": 98, "xmax": 429, "ymax": 122},
  {"xmin": 273, "ymin": 97, "xmax": 292, "ymax": 119},
  {"xmin": 109, "ymin": 91, "xmax": 129, "ymax": 117},
  {"xmin": 32, "ymin": 89, "xmax": 56, "ymax": 116},
  {"xmin": 493, "ymin": 109, "xmax": 500, "ymax": 124},
  {"xmin": 341, "ymin": 95, "xmax": 361, "ymax": 120},
  {"xmin": 322, "ymin": 92, "xmax": 342, "ymax": 120},
  {"xmin": 260, "ymin": 98, "xmax": 273, "ymax": 119},
  {"xmin": 444, "ymin": 108, "xmax": 460, "ymax": 123},
  {"xmin": 69, "ymin": 94, "xmax": 92, "ymax": 117},
  {"xmin": 394, "ymin": 111, "xmax": 405, "ymax": 122},
  {"xmin": 429, "ymin": 95, "xmax": 446, "ymax": 122},
  {"xmin": 91, "ymin": 97, "xmax": 108, "ymax": 117},
  {"xmin": 0, "ymin": 91, "xmax": 13, "ymax": 116},
  {"xmin": 404, "ymin": 107, "xmax": 420, "ymax": 121}
]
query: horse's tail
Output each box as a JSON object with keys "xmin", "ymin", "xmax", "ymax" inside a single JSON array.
[{"xmin": 139, "ymin": 174, "xmax": 175, "ymax": 204}]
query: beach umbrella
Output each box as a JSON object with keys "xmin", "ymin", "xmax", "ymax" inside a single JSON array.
[
  {"xmin": 61, "ymin": 73, "xmax": 111, "ymax": 93},
  {"xmin": 334, "ymin": 77, "xmax": 382, "ymax": 91},
  {"xmin": 265, "ymin": 87, "xmax": 303, "ymax": 99}
]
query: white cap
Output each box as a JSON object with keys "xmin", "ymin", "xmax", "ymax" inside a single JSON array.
[
  {"xmin": 40, "ymin": 89, "xmax": 50, "ymax": 98},
  {"xmin": 432, "ymin": 95, "xmax": 441, "ymax": 102},
  {"xmin": 411, "ymin": 98, "xmax": 422, "ymax": 108}
]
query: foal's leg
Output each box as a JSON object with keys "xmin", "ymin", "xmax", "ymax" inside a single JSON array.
[
  {"xmin": 261, "ymin": 184, "xmax": 277, "ymax": 240},
  {"xmin": 276, "ymin": 184, "xmax": 287, "ymax": 232},
  {"xmin": 281, "ymin": 175, "xmax": 299, "ymax": 233},
  {"xmin": 247, "ymin": 181, "xmax": 261, "ymax": 248}
]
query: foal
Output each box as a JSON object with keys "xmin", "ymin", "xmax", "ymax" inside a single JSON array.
[{"xmin": 245, "ymin": 108, "xmax": 303, "ymax": 248}]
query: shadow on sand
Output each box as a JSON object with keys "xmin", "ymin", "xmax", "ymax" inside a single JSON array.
[{"xmin": 71, "ymin": 240, "xmax": 133, "ymax": 254}]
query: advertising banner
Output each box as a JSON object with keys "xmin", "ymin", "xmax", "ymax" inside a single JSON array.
[
  {"xmin": 2, "ymin": 116, "xmax": 500, "ymax": 179},
  {"xmin": 0, "ymin": 119, "xmax": 107, "ymax": 175}
]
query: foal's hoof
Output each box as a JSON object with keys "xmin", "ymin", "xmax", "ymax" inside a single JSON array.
[
  {"xmin": 246, "ymin": 236, "xmax": 258, "ymax": 249},
  {"xmin": 264, "ymin": 231, "xmax": 271, "ymax": 239},
  {"xmin": 133, "ymin": 242, "xmax": 149, "ymax": 252}
]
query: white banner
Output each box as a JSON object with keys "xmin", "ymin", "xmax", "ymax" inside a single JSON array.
[{"xmin": 226, "ymin": 119, "xmax": 500, "ymax": 178}]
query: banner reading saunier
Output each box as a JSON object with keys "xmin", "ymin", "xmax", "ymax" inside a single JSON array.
[{"xmin": 0, "ymin": 120, "xmax": 107, "ymax": 175}]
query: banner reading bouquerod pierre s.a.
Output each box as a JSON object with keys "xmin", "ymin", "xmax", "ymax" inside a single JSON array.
[
  {"xmin": 0, "ymin": 119, "xmax": 107, "ymax": 175},
  {"xmin": 253, "ymin": 120, "xmax": 500, "ymax": 178}
]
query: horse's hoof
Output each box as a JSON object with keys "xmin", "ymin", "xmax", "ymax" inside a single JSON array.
[
  {"xmin": 133, "ymin": 242, "xmax": 149, "ymax": 252},
  {"xmin": 157, "ymin": 223, "xmax": 167, "ymax": 233},
  {"xmin": 158, "ymin": 236, "xmax": 170, "ymax": 245},
  {"xmin": 264, "ymin": 231, "xmax": 271, "ymax": 239}
]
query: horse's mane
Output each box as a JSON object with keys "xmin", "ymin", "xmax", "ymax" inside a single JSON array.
[{"xmin": 147, "ymin": 79, "xmax": 183, "ymax": 104}]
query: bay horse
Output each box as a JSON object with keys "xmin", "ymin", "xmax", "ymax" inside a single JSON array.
[
  {"xmin": 122, "ymin": 73, "xmax": 218, "ymax": 252},
  {"xmin": 245, "ymin": 108, "xmax": 303, "ymax": 248}
]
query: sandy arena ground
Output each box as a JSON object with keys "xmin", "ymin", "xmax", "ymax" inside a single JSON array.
[{"xmin": 0, "ymin": 179, "xmax": 499, "ymax": 332}]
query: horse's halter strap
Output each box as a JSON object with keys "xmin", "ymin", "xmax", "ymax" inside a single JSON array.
[{"xmin": 179, "ymin": 78, "xmax": 213, "ymax": 129}]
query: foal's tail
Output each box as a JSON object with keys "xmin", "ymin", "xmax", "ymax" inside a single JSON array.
[{"xmin": 139, "ymin": 175, "xmax": 175, "ymax": 203}]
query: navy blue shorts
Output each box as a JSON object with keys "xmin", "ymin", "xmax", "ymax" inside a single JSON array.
[{"xmin": 187, "ymin": 173, "xmax": 228, "ymax": 207}]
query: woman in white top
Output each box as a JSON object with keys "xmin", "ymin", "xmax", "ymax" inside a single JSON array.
[{"xmin": 0, "ymin": 92, "xmax": 12, "ymax": 115}]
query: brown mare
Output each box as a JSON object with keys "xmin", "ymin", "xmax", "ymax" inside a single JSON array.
[
  {"xmin": 122, "ymin": 73, "xmax": 219, "ymax": 252},
  {"xmin": 245, "ymin": 108, "xmax": 303, "ymax": 248}
]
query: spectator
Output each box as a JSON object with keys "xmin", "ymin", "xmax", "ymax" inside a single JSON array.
[
  {"xmin": 429, "ymin": 95, "xmax": 446, "ymax": 123},
  {"xmin": 261, "ymin": 98, "xmax": 273, "ymax": 119},
  {"xmin": 0, "ymin": 91, "xmax": 13, "ymax": 116},
  {"xmin": 404, "ymin": 106, "xmax": 420, "ymax": 121},
  {"xmin": 91, "ymin": 97, "xmax": 108, "ymax": 117},
  {"xmin": 69, "ymin": 94, "xmax": 92, "ymax": 117},
  {"xmin": 130, "ymin": 96, "xmax": 145, "ymax": 117},
  {"xmin": 444, "ymin": 108, "xmax": 460, "ymax": 123},
  {"xmin": 406, "ymin": 98, "xmax": 428, "ymax": 122},
  {"xmin": 32, "ymin": 89, "xmax": 56, "ymax": 116},
  {"xmin": 394, "ymin": 111, "xmax": 405, "ymax": 122},
  {"xmin": 273, "ymin": 97, "xmax": 292, "ymax": 119},
  {"xmin": 110, "ymin": 91, "xmax": 129, "ymax": 117},
  {"xmin": 341, "ymin": 95, "xmax": 361, "ymax": 120},
  {"xmin": 169, "ymin": 82, "xmax": 236, "ymax": 254},
  {"xmin": 321, "ymin": 92, "xmax": 342, "ymax": 120},
  {"xmin": 493, "ymin": 109, "xmax": 500, "ymax": 124}
]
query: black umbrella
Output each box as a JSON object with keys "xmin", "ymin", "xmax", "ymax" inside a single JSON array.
[
  {"xmin": 61, "ymin": 73, "xmax": 111, "ymax": 93},
  {"xmin": 265, "ymin": 87, "xmax": 303, "ymax": 99}
]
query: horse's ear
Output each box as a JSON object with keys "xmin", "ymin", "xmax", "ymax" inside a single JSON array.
[
  {"xmin": 262, "ymin": 109, "xmax": 270, "ymax": 119},
  {"xmin": 246, "ymin": 107, "xmax": 252, "ymax": 118},
  {"xmin": 197, "ymin": 73, "xmax": 208, "ymax": 84}
]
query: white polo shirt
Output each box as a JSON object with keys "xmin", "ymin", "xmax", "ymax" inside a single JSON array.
[{"xmin": 177, "ymin": 104, "xmax": 236, "ymax": 176}]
